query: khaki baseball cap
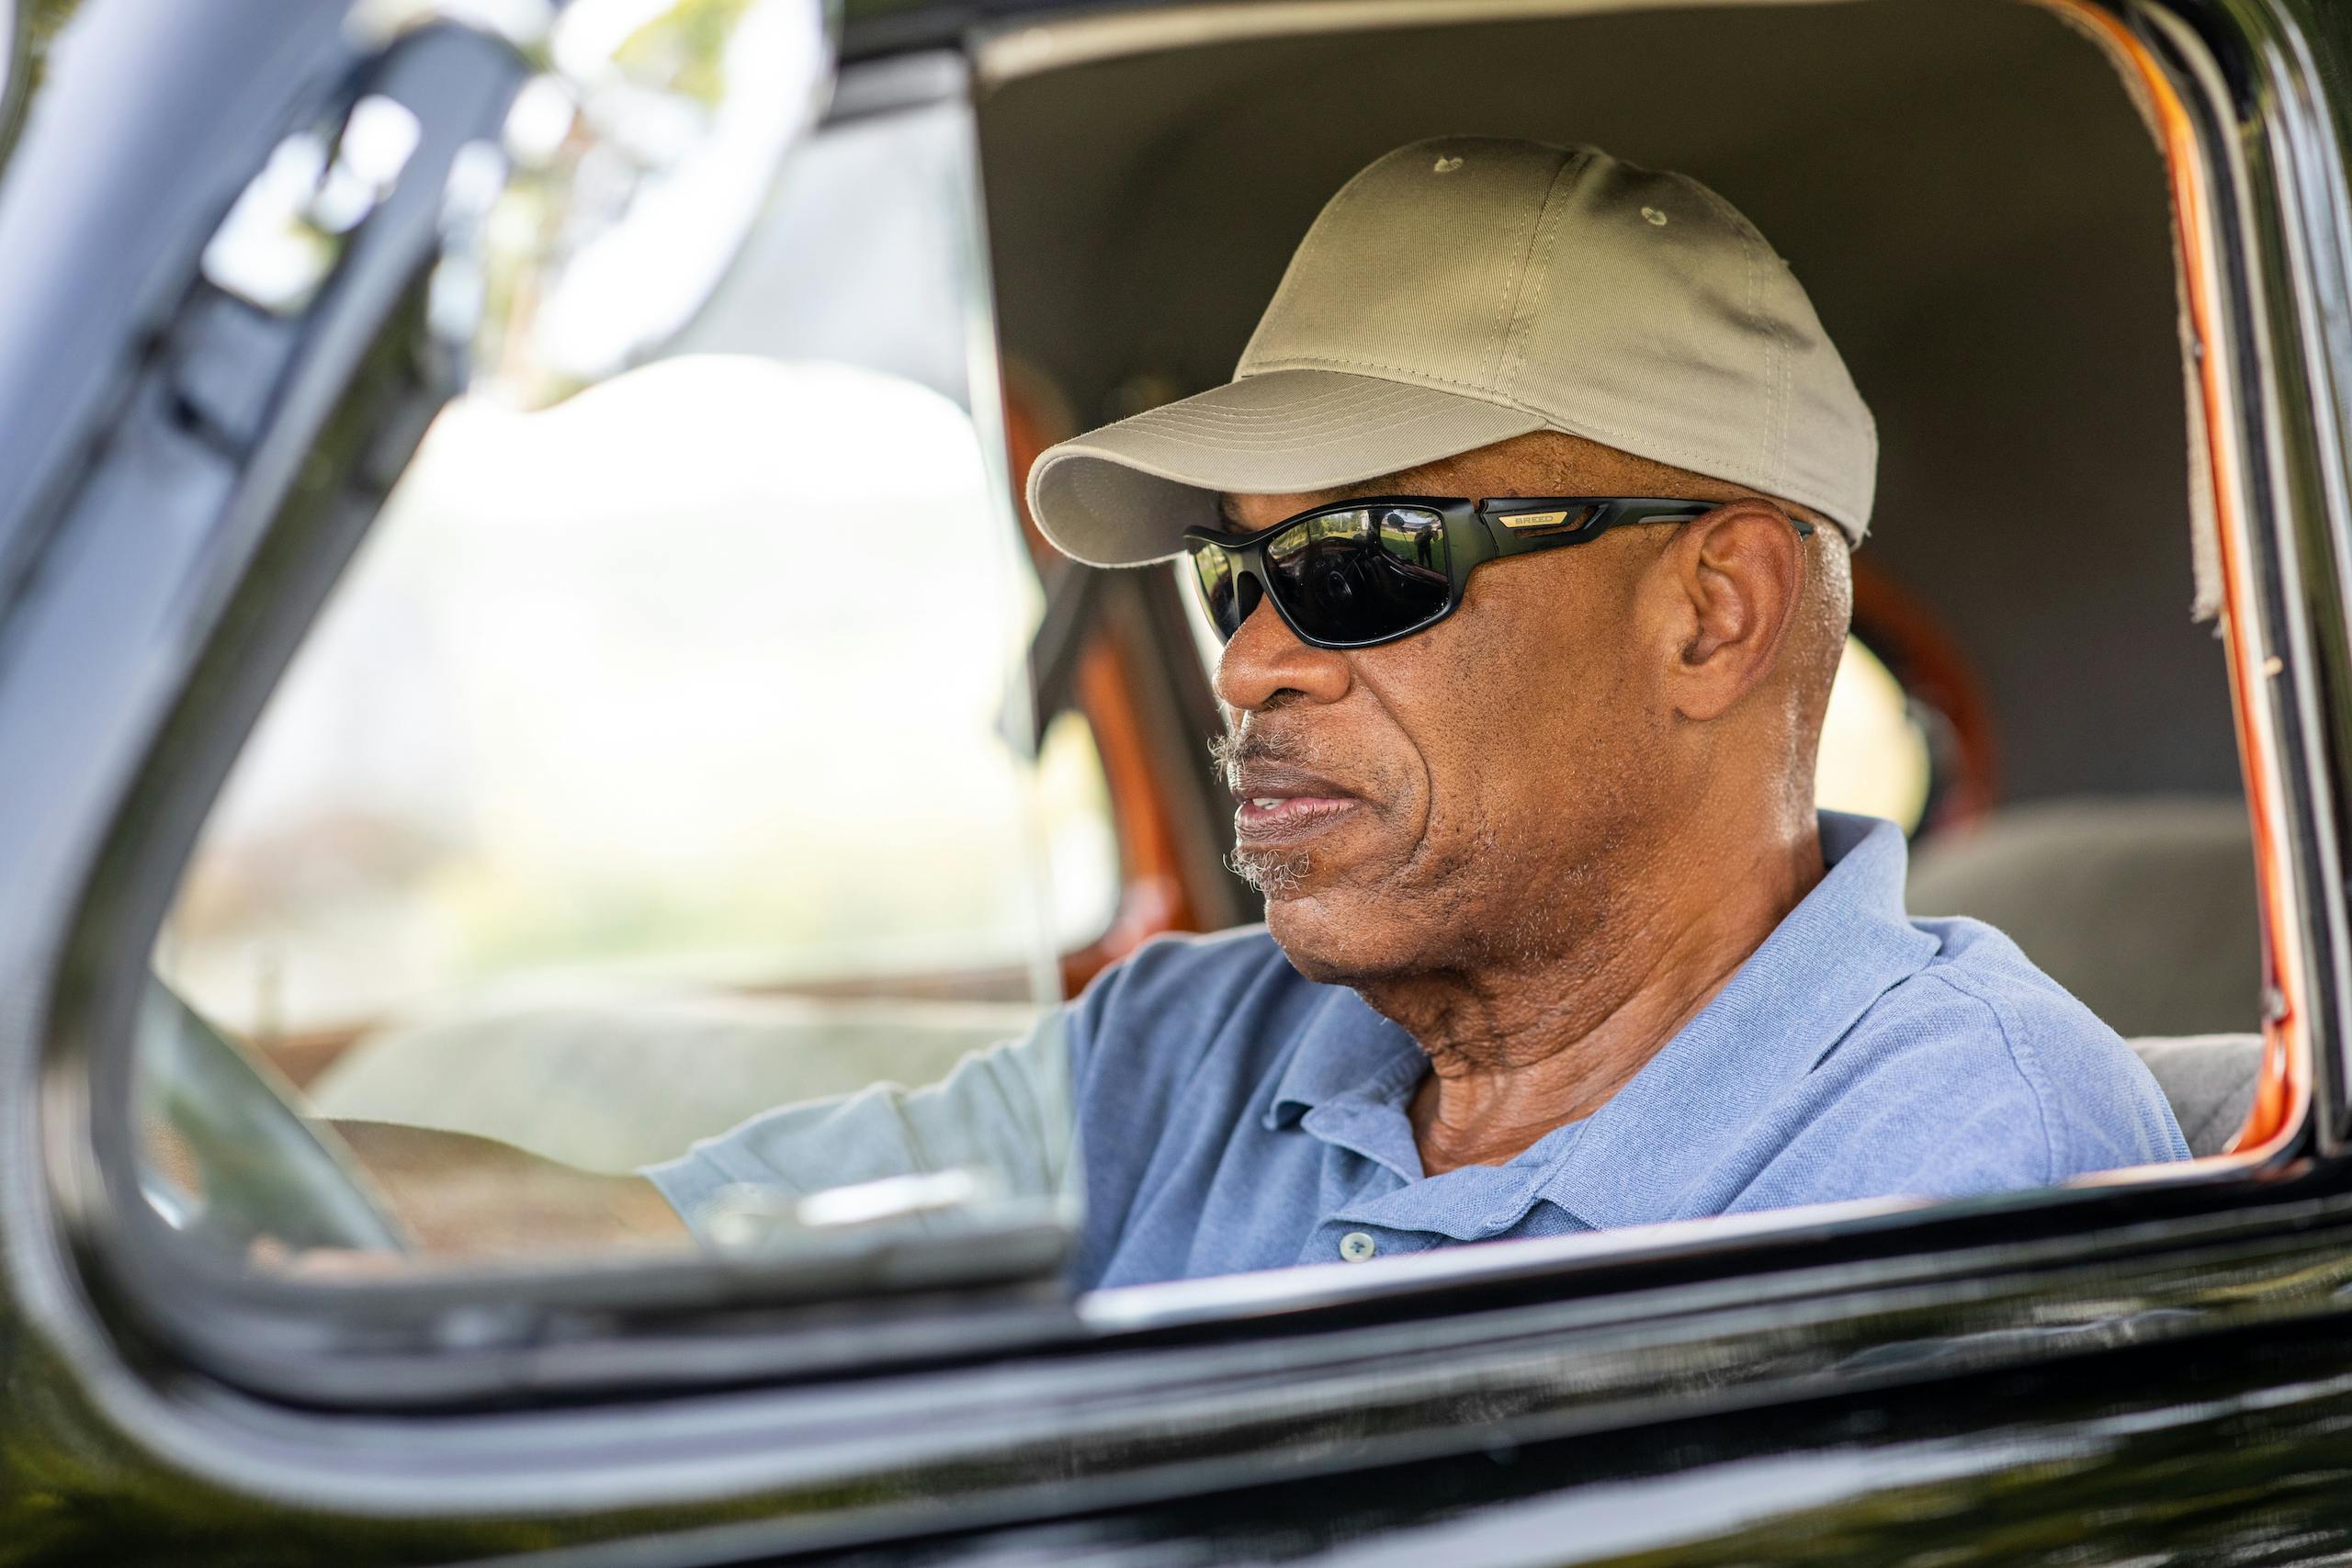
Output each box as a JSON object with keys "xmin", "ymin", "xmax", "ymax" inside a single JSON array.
[{"xmin": 1025, "ymin": 137, "xmax": 1875, "ymax": 566}]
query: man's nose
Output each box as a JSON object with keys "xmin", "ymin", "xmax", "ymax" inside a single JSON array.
[{"xmin": 1214, "ymin": 593, "xmax": 1353, "ymax": 711}]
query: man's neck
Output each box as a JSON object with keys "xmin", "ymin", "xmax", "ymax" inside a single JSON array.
[{"xmin": 1369, "ymin": 819, "xmax": 1826, "ymax": 1178}]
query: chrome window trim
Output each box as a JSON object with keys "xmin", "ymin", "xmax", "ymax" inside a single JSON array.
[{"xmin": 972, "ymin": 0, "xmax": 1844, "ymax": 85}]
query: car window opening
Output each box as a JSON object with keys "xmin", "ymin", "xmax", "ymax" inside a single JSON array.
[{"xmin": 107, "ymin": 0, "xmax": 2310, "ymax": 1352}]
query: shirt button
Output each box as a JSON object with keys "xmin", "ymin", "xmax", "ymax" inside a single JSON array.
[{"xmin": 1340, "ymin": 1231, "xmax": 1377, "ymax": 1263}]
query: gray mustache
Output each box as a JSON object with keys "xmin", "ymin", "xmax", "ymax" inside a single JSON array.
[{"xmin": 1208, "ymin": 725, "xmax": 1304, "ymax": 790}]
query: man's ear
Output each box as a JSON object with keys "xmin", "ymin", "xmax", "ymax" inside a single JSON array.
[{"xmin": 1659, "ymin": 502, "xmax": 1807, "ymax": 722}]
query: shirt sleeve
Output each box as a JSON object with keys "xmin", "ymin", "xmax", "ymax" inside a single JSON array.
[{"xmin": 640, "ymin": 1008, "xmax": 1078, "ymax": 1243}]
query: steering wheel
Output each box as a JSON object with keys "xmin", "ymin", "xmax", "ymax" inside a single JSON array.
[{"xmin": 136, "ymin": 980, "xmax": 408, "ymax": 1256}]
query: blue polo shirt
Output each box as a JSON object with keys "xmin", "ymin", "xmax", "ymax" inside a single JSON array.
[{"xmin": 647, "ymin": 812, "xmax": 2190, "ymax": 1288}]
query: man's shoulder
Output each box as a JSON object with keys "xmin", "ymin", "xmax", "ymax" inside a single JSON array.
[
  {"xmin": 1081, "ymin": 923, "xmax": 1293, "ymax": 992},
  {"xmin": 1074, "ymin": 925, "xmax": 1299, "ymax": 1028},
  {"xmin": 1067, "ymin": 925, "xmax": 1328, "ymax": 1078},
  {"xmin": 1896, "ymin": 913, "xmax": 2139, "ymax": 1069},
  {"xmin": 1821, "ymin": 914, "xmax": 2191, "ymax": 1179}
]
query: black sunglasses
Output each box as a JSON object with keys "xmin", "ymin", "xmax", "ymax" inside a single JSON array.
[{"xmin": 1183, "ymin": 495, "xmax": 1814, "ymax": 650}]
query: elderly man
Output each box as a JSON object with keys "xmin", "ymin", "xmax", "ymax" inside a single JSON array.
[{"xmin": 326, "ymin": 138, "xmax": 2188, "ymax": 1280}]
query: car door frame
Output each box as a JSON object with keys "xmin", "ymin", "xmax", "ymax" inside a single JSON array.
[{"xmin": 8, "ymin": 0, "xmax": 2352, "ymax": 1563}]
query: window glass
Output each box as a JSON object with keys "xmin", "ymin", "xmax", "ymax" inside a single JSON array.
[
  {"xmin": 136, "ymin": 102, "xmax": 1105, "ymax": 1269},
  {"xmin": 117, "ymin": 7, "xmax": 2245, "ymax": 1314},
  {"xmin": 160, "ymin": 356, "xmax": 1112, "ymax": 1043}
]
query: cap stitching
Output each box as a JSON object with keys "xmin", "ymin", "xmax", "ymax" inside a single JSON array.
[
  {"xmin": 1482, "ymin": 162, "xmax": 1551, "ymax": 391},
  {"xmin": 1076, "ymin": 363, "xmax": 1860, "ymax": 535},
  {"xmin": 1238, "ymin": 151, "xmax": 1399, "ymax": 372},
  {"xmin": 1069, "ymin": 403, "xmax": 1525, "ymax": 455},
  {"xmin": 1684, "ymin": 174, "xmax": 1789, "ymax": 491},
  {"xmin": 1247, "ymin": 352, "xmax": 1515, "ymax": 393},
  {"xmin": 1099, "ymin": 399, "xmax": 1448, "ymax": 441},
  {"xmin": 1769, "ymin": 291, "xmax": 1787, "ymax": 493},
  {"xmin": 1107, "ymin": 375, "xmax": 1442, "ymax": 429},
  {"xmin": 1501, "ymin": 153, "xmax": 1580, "ymax": 398},
  {"xmin": 1765, "ymin": 253, "xmax": 1793, "ymax": 496},
  {"xmin": 1142, "ymin": 414, "xmax": 1447, "ymax": 439},
  {"xmin": 1744, "ymin": 209, "xmax": 1766, "ymax": 480},
  {"xmin": 1086, "ymin": 368, "xmax": 1778, "ymax": 491},
  {"xmin": 1497, "ymin": 391, "xmax": 1854, "ymax": 537},
  {"xmin": 1046, "ymin": 395, "xmax": 1532, "ymax": 460},
  {"xmin": 1136, "ymin": 381, "xmax": 1442, "ymax": 425},
  {"xmin": 1133, "ymin": 400, "xmax": 1481, "ymax": 440}
]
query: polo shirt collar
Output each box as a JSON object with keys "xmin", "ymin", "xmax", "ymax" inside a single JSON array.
[
  {"xmin": 1258, "ymin": 811, "xmax": 1941, "ymax": 1237},
  {"xmin": 1262, "ymin": 987, "xmax": 1421, "ymax": 1135}
]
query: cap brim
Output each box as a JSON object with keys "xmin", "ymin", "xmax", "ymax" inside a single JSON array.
[{"xmin": 1025, "ymin": 368, "xmax": 1545, "ymax": 567}]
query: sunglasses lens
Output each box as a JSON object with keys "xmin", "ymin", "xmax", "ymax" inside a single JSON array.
[
  {"xmin": 1264, "ymin": 506, "xmax": 1450, "ymax": 645},
  {"xmin": 1190, "ymin": 543, "xmax": 1243, "ymax": 637}
]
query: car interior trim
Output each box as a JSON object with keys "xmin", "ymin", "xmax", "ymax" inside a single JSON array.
[
  {"xmin": 2151, "ymin": 0, "xmax": 2337, "ymax": 1157},
  {"xmin": 972, "ymin": 0, "xmax": 1853, "ymax": 86}
]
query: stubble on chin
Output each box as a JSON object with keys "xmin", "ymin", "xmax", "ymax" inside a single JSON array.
[
  {"xmin": 1212, "ymin": 724, "xmax": 1330, "ymax": 908},
  {"xmin": 1255, "ymin": 818, "xmax": 1532, "ymax": 992},
  {"xmin": 1226, "ymin": 844, "xmax": 1311, "ymax": 898}
]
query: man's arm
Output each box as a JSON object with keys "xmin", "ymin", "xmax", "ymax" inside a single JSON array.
[
  {"xmin": 148, "ymin": 1013, "xmax": 1079, "ymax": 1263},
  {"xmin": 138, "ymin": 1112, "xmax": 682, "ymax": 1263},
  {"xmin": 639, "ymin": 1015, "xmax": 1076, "ymax": 1239},
  {"xmin": 328, "ymin": 1014, "xmax": 1071, "ymax": 1258},
  {"xmin": 330, "ymin": 1121, "xmax": 687, "ymax": 1257}
]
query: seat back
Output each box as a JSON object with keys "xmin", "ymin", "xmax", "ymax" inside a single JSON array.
[
  {"xmin": 1907, "ymin": 796, "xmax": 2258, "ymax": 1040},
  {"xmin": 2130, "ymin": 1033, "xmax": 2260, "ymax": 1156}
]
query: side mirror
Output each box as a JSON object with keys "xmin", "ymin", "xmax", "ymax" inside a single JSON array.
[{"xmin": 431, "ymin": 0, "xmax": 837, "ymax": 408}]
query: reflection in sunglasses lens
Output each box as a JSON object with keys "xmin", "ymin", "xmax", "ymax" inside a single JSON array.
[
  {"xmin": 1196, "ymin": 506, "xmax": 1453, "ymax": 647},
  {"xmin": 1192, "ymin": 544, "xmax": 1239, "ymax": 637},
  {"xmin": 1267, "ymin": 506, "xmax": 1449, "ymax": 645}
]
